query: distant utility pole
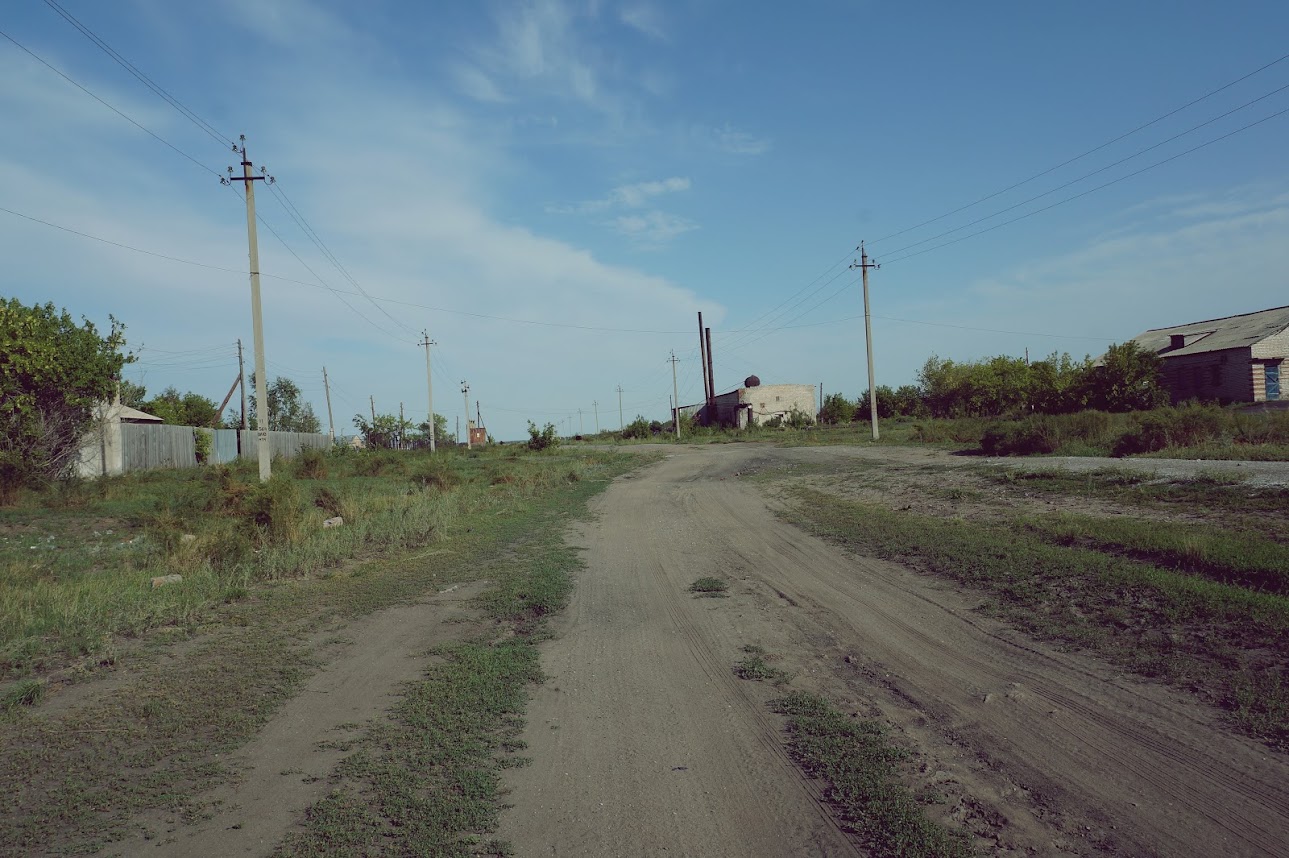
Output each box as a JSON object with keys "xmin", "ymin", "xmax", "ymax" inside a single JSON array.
[
  {"xmin": 455, "ymin": 415, "xmax": 460, "ymax": 445},
  {"xmin": 322, "ymin": 366, "xmax": 335, "ymax": 442},
  {"xmin": 670, "ymin": 350, "xmax": 681, "ymax": 439},
  {"xmin": 616, "ymin": 384, "xmax": 624, "ymax": 430},
  {"xmin": 461, "ymin": 381, "xmax": 471, "ymax": 449},
  {"xmin": 399, "ymin": 402, "xmax": 405, "ymax": 449},
  {"xmin": 850, "ymin": 242, "xmax": 881, "ymax": 441},
  {"xmin": 237, "ymin": 338, "xmax": 248, "ymax": 431},
  {"xmin": 578, "ymin": 409, "xmax": 583, "ymax": 434},
  {"xmin": 593, "ymin": 400, "xmax": 599, "ymax": 434},
  {"xmin": 222, "ymin": 136, "xmax": 274, "ymax": 480},
  {"xmin": 421, "ymin": 331, "xmax": 436, "ymax": 453},
  {"xmin": 370, "ymin": 395, "xmax": 377, "ymax": 425}
]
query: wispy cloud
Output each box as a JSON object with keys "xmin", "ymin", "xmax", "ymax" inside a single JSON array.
[
  {"xmin": 700, "ymin": 123, "xmax": 772, "ymax": 156},
  {"xmin": 620, "ymin": 4, "xmax": 667, "ymax": 41},
  {"xmin": 611, "ymin": 211, "xmax": 698, "ymax": 245},
  {"xmin": 452, "ymin": 64, "xmax": 508, "ymax": 103}
]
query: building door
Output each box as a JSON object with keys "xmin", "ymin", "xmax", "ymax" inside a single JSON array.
[{"xmin": 1266, "ymin": 363, "xmax": 1281, "ymax": 401}]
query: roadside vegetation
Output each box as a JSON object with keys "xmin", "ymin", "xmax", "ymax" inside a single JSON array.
[
  {"xmin": 0, "ymin": 444, "xmax": 641, "ymax": 854},
  {"xmin": 778, "ymin": 473, "xmax": 1289, "ymax": 749}
]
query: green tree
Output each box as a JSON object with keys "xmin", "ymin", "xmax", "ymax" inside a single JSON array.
[
  {"xmin": 819, "ymin": 393, "xmax": 853, "ymax": 424},
  {"xmin": 415, "ymin": 413, "xmax": 449, "ymax": 444},
  {"xmin": 118, "ymin": 379, "xmax": 148, "ymax": 409},
  {"xmin": 142, "ymin": 386, "xmax": 219, "ymax": 427},
  {"xmin": 526, "ymin": 420, "xmax": 560, "ymax": 451},
  {"xmin": 247, "ymin": 373, "xmax": 321, "ymax": 433},
  {"xmin": 1079, "ymin": 341, "xmax": 1169, "ymax": 412},
  {"xmin": 0, "ymin": 299, "xmax": 132, "ymax": 498},
  {"xmin": 353, "ymin": 412, "xmax": 410, "ymax": 448}
]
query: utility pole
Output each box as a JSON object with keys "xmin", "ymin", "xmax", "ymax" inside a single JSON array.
[
  {"xmin": 593, "ymin": 400, "xmax": 599, "ymax": 434},
  {"xmin": 399, "ymin": 402, "xmax": 405, "ymax": 449},
  {"xmin": 322, "ymin": 366, "xmax": 335, "ymax": 442},
  {"xmin": 616, "ymin": 384, "xmax": 624, "ymax": 431},
  {"xmin": 578, "ymin": 409, "xmax": 583, "ymax": 434},
  {"xmin": 455, "ymin": 415, "xmax": 460, "ymax": 445},
  {"xmin": 670, "ymin": 350, "xmax": 680, "ymax": 439},
  {"xmin": 421, "ymin": 331, "xmax": 436, "ymax": 453},
  {"xmin": 850, "ymin": 242, "xmax": 881, "ymax": 441},
  {"xmin": 697, "ymin": 311, "xmax": 710, "ymax": 412},
  {"xmin": 461, "ymin": 381, "xmax": 471, "ymax": 449},
  {"xmin": 222, "ymin": 136, "xmax": 273, "ymax": 481},
  {"xmin": 370, "ymin": 395, "xmax": 377, "ymax": 425},
  {"xmin": 705, "ymin": 327, "xmax": 715, "ymax": 404},
  {"xmin": 237, "ymin": 338, "xmax": 248, "ymax": 431}
]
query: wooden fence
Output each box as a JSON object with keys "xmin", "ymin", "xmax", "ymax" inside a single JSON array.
[{"xmin": 112, "ymin": 424, "xmax": 331, "ymax": 474}]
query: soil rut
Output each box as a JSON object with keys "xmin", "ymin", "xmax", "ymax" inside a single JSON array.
[{"xmin": 502, "ymin": 446, "xmax": 1289, "ymax": 857}]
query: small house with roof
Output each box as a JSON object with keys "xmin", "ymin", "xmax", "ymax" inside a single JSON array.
[{"xmin": 1128, "ymin": 306, "xmax": 1288, "ymax": 404}]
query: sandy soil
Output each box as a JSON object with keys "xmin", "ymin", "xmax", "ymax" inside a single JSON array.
[
  {"xmin": 500, "ymin": 445, "xmax": 1289, "ymax": 857},
  {"xmin": 97, "ymin": 580, "xmax": 491, "ymax": 858}
]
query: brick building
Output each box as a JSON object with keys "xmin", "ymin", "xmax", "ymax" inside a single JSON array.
[{"xmin": 1128, "ymin": 306, "xmax": 1288, "ymax": 404}]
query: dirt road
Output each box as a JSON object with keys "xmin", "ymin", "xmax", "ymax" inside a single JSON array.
[{"xmin": 500, "ymin": 444, "xmax": 1289, "ymax": 857}]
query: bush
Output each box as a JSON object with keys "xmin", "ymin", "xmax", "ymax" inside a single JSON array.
[
  {"xmin": 980, "ymin": 418, "xmax": 1060, "ymax": 456},
  {"xmin": 295, "ymin": 446, "xmax": 327, "ymax": 479},
  {"xmin": 241, "ymin": 476, "xmax": 306, "ymax": 544},
  {"xmin": 620, "ymin": 416, "xmax": 651, "ymax": 440},
  {"xmin": 1112, "ymin": 403, "xmax": 1227, "ymax": 456},
  {"xmin": 527, "ymin": 421, "xmax": 560, "ymax": 451}
]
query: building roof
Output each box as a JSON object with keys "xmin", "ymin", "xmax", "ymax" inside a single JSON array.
[
  {"xmin": 96, "ymin": 402, "xmax": 163, "ymax": 422},
  {"xmin": 1130, "ymin": 305, "xmax": 1289, "ymax": 358}
]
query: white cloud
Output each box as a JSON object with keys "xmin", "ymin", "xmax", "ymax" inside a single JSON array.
[
  {"xmin": 696, "ymin": 123, "xmax": 771, "ymax": 156},
  {"xmin": 620, "ymin": 4, "xmax": 667, "ymax": 41},
  {"xmin": 452, "ymin": 64, "xmax": 508, "ymax": 103},
  {"xmin": 611, "ymin": 210, "xmax": 698, "ymax": 244}
]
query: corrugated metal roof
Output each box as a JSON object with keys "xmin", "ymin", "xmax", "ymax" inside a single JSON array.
[{"xmin": 1130, "ymin": 305, "xmax": 1289, "ymax": 358}]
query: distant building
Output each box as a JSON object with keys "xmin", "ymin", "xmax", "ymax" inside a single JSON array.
[
  {"xmin": 1129, "ymin": 306, "xmax": 1287, "ymax": 404},
  {"xmin": 679, "ymin": 383, "xmax": 818, "ymax": 429},
  {"xmin": 76, "ymin": 401, "xmax": 163, "ymax": 478}
]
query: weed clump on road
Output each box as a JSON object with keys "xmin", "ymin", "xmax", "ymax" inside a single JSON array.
[
  {"xmin": 688, "ymin": 576, "xmax": 729, "ymax": 597},
  {"xmin": 776, "ymin": 691, "xmax": 973, "ymax": 858}
]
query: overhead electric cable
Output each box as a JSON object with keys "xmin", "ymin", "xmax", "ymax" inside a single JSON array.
[
  {"xmin": 883, "ymin": 103, "xmax": 1289, "ymax": 265},
  {"xmin": 870, "ymin": 51, "xmax": 1289, "ymax": 246},
  {"xmin": 0, "ymin": 27, "xmax": 222, "ymax": 177},
  {"xmin": 40, "ymin": 0, "xmax": 233, "ymax": 146},
  {"xmin": 880, "ymin": 80, "xmax": 1289, "ymax": 258}
]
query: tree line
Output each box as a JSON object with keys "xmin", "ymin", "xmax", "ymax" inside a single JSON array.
[{"xmin": 820, "ymin": 342, "xmax": 1169, "ymax": 424}]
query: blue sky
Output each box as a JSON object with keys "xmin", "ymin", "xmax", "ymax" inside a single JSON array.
[{"xmin": 4, "ymin": 1, "xmax": 1287, "ymax": 440}]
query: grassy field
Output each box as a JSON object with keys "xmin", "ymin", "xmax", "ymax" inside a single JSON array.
[
  {"xmin": 0, "ymin": 444, "xmax": 642, "ymax": 854},
  {"xmin": 776, "ymin": 466, "xmax": 1289, "ymax": 749}
]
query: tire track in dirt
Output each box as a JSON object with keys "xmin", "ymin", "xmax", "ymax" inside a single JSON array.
[{"xmin": 505, "ymin": 445, "xmax": 1289, "ymax": 858}]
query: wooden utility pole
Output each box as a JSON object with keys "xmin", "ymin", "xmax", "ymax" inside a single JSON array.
[
  {"xmin": 399, "ymin": 401, "xmax": 405, "ymax": 449},
  {"xmin": 237, "ymin": 338, "xmax": 248, "ymax": 430},
  {"xmin": 455, "ymin": 415, "xmax": 459, "ymax": 445},
  {"xmin": 593, "ymin": 400, "xmax": 599, "ymax": 434},
  {"xmin": 461, "ymin": 381, "xmax": 471, "ymax": 449},
  {"xmin": 421, "ymin": 331, "xmax": 436, "ymax": 453},
  {"xmin": 850, "ymin": 242, "xmax": 881, "ymax": 441},
  {"xmin": 670, "ymin": 350, "xmax": 680, "ymax": 439},
  {"xmin": 578, "ymin": 409, "xmax": 583, "ymax": 434},
  {"xmin": 322, "ymin": 366, "xmax": 335, "ymax": 442},
  {"xmin": 222, "ymin": 136, "xmax": 273, "ymax": 481},
  {"xmin": 370, "ymin": 395, "xmax": 377, "ymax": 425},
  {"xmin": 616, "ymin": 385, "xmax": 624, "ymax": 430}
]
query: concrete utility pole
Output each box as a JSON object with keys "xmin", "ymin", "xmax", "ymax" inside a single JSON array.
[
  {"xmin": 670, "ymin": 350, "xmax": 681, "ymax": 439},
  {"xmin": 399, "ymin": 402, "xmax": 405, "ymax": 449},
  {"xmin": 370, "ymin": 395, "xmax": 377, "ymax": 425},
  {"xmin": 455, "ymin": 415, "xmax": 459, "ymax": 445},
  {"xmin": 616, "ymin": 384, "xmax": 624, "ymax": 431},
  {"xmin": 697, "ymin": 311, "xmax": 710, "ymax": 409},
  {"xmin": 461, "ymin": 381, "xmax": 471, "ymax": 449},
  {"xmin": 237, "ymin": 338, "xmax": 248, "ymax": 431},
  {"xmin": 322, "ymin": 366, "xmax": 335, "ymax": 442},
  {"xmin": 705, "ymin": 327, "xmax": 715, "ymax": 405},
  {"xmin": 850, "ymin": 242, "xmax": 881, "ymax": 441},
  {"xmin": 578, "ymin": 409, "xmax": 583, "ymax": 434},
  {"xmin": 593, "ymin": 400, "xmax": 599, "ymax": 434},
  {"xmin": 421, "ymin": 331, "xmax": 436, "ymax": 453},
  {"xmin": 222, "ymin": 136, "xmax": 273, "ymax": 480}
]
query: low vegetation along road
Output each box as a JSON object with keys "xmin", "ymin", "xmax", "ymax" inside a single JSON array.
[{"xmin": 4, "ymin": 443, "xmax": 1288, "ymax": 856}]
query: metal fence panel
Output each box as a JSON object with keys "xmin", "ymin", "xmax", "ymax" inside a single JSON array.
[{"xmin": 121, "ymin": 423, "xmax": 198, "ymax": 471}]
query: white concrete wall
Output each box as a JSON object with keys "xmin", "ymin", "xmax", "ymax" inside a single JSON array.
[{"xmin": 739, "ymin": 384, "xmax": 817, "ymax": 425}]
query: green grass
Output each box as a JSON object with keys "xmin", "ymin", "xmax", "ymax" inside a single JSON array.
[
  {"xmin": 1022, "ymin": 512, "xmax": 1289, "ymax": 594},
  {"xmin": 734, "ymin": 645, "xmax": 788, "ymax": 683},
  {"xmin": 782, "ymin": 486, "xmax": 1289, "ymax": 748},
  {"xmin": 775, "ymin": 691, "xmax": 973, "ymax": 858},
  {"xmin": 0, "ymin": 447, "xmax": 642, "ymax": 855},
  {"xmin": 688, "ymin": 576, "xmax": 730, "ymax": 597}
]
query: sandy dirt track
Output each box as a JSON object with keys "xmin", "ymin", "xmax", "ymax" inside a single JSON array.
[{"xmin": 500, "ymin": 444, "xmax": 1289, "ymax": 857}]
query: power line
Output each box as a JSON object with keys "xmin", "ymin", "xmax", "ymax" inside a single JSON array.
[
  {"xmin": 40, "ymin": 0, "xmax": 233, "ymax": 147},
  {"xmin": 880, "ymin": 80, "xmax": 1289, "ymax": 259},
  {"xmin": 884, "ymin": 103, "xmax": 1289, "ymax": 265},
  {"xmin": 0, "ymin": 26, "xmax": 222, "ymax": 178},
  {"xmin": 870, "ymin": 51, "xmax": 1289, "ymax": 247}
]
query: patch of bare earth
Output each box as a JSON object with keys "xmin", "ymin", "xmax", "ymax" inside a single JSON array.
[
  {"xmin": 502, "ymin": 446, "xmax": 1289, "ymax": 857},
  {"xmin": 95, "ymin": 580, "xmax": 490, "ymax": 857}
]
